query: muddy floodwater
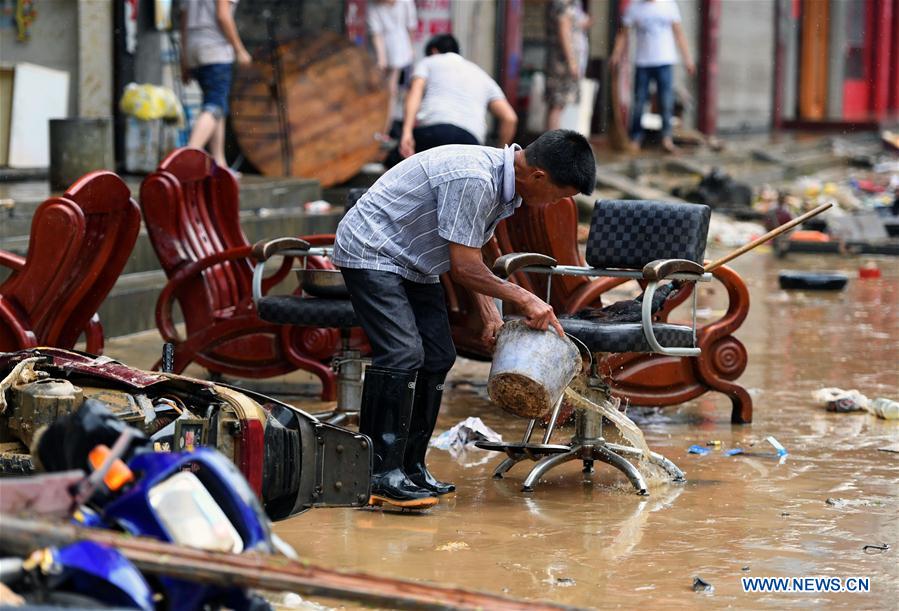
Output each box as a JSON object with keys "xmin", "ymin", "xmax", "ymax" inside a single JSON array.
[{"xmin": 275, "ymin": 249, "xmax": 898, "ymax": 610}]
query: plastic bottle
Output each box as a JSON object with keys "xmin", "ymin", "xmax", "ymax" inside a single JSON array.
[{"xmin": 866, "ymin": 398, "xmax": 899, "ymax": 420}]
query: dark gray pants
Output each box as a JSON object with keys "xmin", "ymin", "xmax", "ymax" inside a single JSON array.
[{"xmin": 339, "ymin": 268, "xmax": 457, "ymax": 374}]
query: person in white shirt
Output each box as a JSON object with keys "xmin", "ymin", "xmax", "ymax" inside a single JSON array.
[
  {"xmin": 368, "ymin": 0, "xmax": 417, "ymax": 136},
  {"xmin": 395, "ymin": 34, "xmax": 518, "ymax": 164},
  {"xmin": 610, "ymin": 0, "xmax": 695, "ymax": 153}
]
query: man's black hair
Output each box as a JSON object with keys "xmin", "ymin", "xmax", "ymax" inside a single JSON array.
[
  {"xmin": 425, "ymin": 34, "xmax": 460, "ymax": 56},
  {"xmin": 524, "ymin": 129, "xmax": 596, "ymax": 195}
]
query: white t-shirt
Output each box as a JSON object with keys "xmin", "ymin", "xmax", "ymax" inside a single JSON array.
[
  {"xmin": 367, "ymin": 0, "xmax": 417, "ymax": 68},
  {"xmin": 622, "ymin": 0, "xmax": 682, "ymax": 67},
  {"xmin": 183, "ymin": 0, "xmax": 239, "ymax": 68},
  {"xmin": 411, "ymin": 53, "xmax": 506, "ymax": 144}
]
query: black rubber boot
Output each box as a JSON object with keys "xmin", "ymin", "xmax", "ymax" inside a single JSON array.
[
  {"xmin": 358, "ymin": 366, "xmax": 438, "ymax": 509},
  {"xmin": 405, "ymin": 370, "xmax": 455, "ymax": 495}
]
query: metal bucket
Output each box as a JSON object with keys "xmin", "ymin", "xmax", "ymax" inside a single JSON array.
[{"xmin": 487, "ymin": 320, "xmax": 582, "ymax": 419}]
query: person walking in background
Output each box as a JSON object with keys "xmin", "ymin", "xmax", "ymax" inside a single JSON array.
[
  {"xmin": 610, "ymin": 0, "xmax": 695, "ymax": 153},
  {"xmin": 180, "ymin": 0, "xmax": 251, "ymax": 169},
  {"xmin": 393, "ymin": 34, "xmax": 517, "ymax": 165},
  {"xmin": 544, "ymin": 0, "xmax": 589, "ymax": 131},
  {"xmin": 368, "ymin": 0, "xmax": 417, "ymax": 139}
]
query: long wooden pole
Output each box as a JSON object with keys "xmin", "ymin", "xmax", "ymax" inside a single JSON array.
[
  {"xmin": 704, "ymin": 202, "xmax": 832, "ymax": 272},
  {"xmin": 0, "ymin": 515, "xmax": 574, "ymax": 611}
]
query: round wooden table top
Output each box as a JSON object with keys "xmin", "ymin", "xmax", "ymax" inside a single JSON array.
[{"xmin": 231, "ymin": 32, "xmax": 388, "ymax": 187}]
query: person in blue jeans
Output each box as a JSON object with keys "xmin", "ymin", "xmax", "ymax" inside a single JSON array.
[
  {"xmin": 180, "ymin": 0, "xmax": 251, "ymax": 168},
  {"xmin": 610, "ymin": 0, "xmax": 695, "ymax": 153}
]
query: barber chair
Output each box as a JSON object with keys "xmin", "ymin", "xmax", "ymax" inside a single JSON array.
[
  {"xmin": 251, "ymin": 237, "xmax": 364, "ymax": 425},
  {"xmin": 477, "ymin": 200, "xmax": 712, "ymax": 495}
]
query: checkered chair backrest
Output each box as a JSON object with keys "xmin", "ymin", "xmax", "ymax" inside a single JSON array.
[{"xmin": 584, "ymin": 200, "xmax": 711, "ymax": 269}]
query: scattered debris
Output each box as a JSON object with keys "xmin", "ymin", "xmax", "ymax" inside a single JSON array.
[
  {"xmin": 724, "ymin": 448, "xmax": 745, "ymax": 456},
  {"xmin": 877, "ymin": 444, "xmax": 899, "ymax": 454},
  {"xmin": 691, "ymin": 577, "xmax": 714, "ymax": 593},
  {"xmin": 867, "ymin": 397, "xmax": 899, "ymax": 420},
  {"xmin": 862, "ymin": 543, "xmax": 890, "ymax": 555},
  {"xmin": 764, "ymin": 436, "xmax": 788, "ymax": 457},
  {"xmin": 435, "ymin": 541, "xmax": 470, "ymax": 552},
  {"xmin": 813, "ymin": 388, "xmax": 869, "ymax": 413},
  {"xmin": 688, "ymin": 445, "xmax": 711, "ymax": 455},
  {"xmin": 741, "ymin": 566, "xmax": 751, "ymax": 572},
  {"xmin": 706, "ymin": 440, "xmax": 722, "ymax": 448},
  {"xmin": 430, "ymin": 417, "xmax": 502, "ymax": 455}
]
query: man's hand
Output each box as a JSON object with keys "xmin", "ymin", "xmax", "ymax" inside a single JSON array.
[
  {"xmin": 685, "ymin": 60, "xmax": 696, "ymax": 76},
  {"xmin": 479, "ymin": 304, "xmax": 505, "ymax": 351},
  {"xmin": 400, "ymin": 132, "xmax": 416, "ymax": 158},
  {"xmin": 518, "ymin": 292, "xmax": 564, "ymax": 337}
]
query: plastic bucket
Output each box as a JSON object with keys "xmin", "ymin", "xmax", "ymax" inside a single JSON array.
[{"xmin": 487, "ymin": 320, "xmax": 582, "ymax": 419}]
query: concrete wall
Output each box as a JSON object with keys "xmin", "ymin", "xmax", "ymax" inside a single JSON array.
[
  {"xmin": 451, "ymin": 0, "xmax": 497, "ymax": 76},
  {"xmin": 716, "ymin": 0, "xmax": 775, "ymax": 132},
  {"xmin": 0, "ymin": 0, "xmax": 79, "ymax": 116},
  {"xmin": 77, "ymin": 0, "xmax": 113, "ymax": 117}
]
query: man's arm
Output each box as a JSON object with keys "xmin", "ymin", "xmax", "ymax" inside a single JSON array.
[
  {"xmin": 487, "ymin": 98, "xmax": 518, "ymax": 146},
  {"xmin": 448, "ymin": 243, "xmax": 564, "ymax": 336},
  {"xmin": 672, "ymin": 22, "xmax": 695, "ymax": 75},
  {"xmin": 215, "ymin": 0, "xmax": 251, "ymax": 65},
  {"xmin": 371, "ymin": 33, "xmax": 387, "ymax": 70},
  {"xmin": 400, "ymin": 77, "xmax": 426, "ymax": 158}
]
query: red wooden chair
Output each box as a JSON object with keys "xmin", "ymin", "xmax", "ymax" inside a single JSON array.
[
  {"xmin": 0, "ymin": 172, "xmax": 141, "ymax": 354},
  {"xmin": 139, "ymin": 147, "xmax": 361, "ymax": 399},
  {"xmin": 444, "ymin": 197, "xmax": 753, "ymax": 424}
]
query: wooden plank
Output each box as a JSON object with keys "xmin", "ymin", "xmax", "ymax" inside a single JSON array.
[
  {"xmin": 0, "ymin": 515, "xmax": 574, "ymax": 611},
  {"xmin": 232, "ymin": 32, "xmax": 388, "ymax": 186}
]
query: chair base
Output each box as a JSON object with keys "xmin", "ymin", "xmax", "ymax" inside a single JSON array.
[
  {"xmin": 477, "ymin": 404, "xmax": 685, "ymax": 495},
  {"xmin": 311, "ymin": 349, "xmax": 365, "ymax": 426}
]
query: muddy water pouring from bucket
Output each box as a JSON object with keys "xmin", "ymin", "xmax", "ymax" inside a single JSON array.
[{"xmin": 487, "ymin": 321, "xmax": 582, "ymax": 419}]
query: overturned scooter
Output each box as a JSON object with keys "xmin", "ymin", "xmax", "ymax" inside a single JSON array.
[{"xmin": 0, "ymin": 401, "xmax": 283, "ymax": 609}]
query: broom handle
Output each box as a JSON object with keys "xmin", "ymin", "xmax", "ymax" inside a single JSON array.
[{"xmin": 704, "ymin": 203, "xmax": 832, "ymax": 272}]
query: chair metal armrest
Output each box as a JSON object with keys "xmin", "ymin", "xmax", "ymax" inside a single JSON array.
[
  {"xmin": 641, "ymin": 281, "xmax": 701, "ymax": 357},
  {"xmin": 492, "ymin": 253, "xmax": 557, "ymax": 279},
  {"xmin": 642, "ymin": 259, "xmax": 705, "ymax": 281},
  {"xmin": 251, "ymin": 237, "xmax": 312, "ymax": 262}
]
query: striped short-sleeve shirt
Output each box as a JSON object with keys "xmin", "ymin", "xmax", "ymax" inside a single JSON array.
[{"xmin": 332, "ymin": 144, "xmax": 522, "ymax": 284}]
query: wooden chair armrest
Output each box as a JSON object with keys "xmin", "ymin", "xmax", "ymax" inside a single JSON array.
[
  {"xmin": 251, "ymin": 237, "xmax": 312, "ymax": 262},
  {"xmin": 156, "ymin": 246, "xmax": 254, "ymax": 343},
  {"xmin": 0, "ymin": 296, "xmax": 37, "ymax": 349},
  {"xmin": 642, "ymin": 259, "xmax": 705, "ymax": 281},
  {"xmin": 0, "ymin": 249, "xmax": 26, "ymax": 273},
  {"xmin": 491, "ymin": 253, "xmax": 558, "ymax": 279}
]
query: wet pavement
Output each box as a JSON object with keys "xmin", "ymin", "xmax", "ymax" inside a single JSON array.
[{"xmin": 270, "ymin": 247, "xmax": 898, "ymax": 610}]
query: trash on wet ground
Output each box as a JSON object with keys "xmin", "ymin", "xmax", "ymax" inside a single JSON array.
[
  {"xmin": 430, "ymin": 417, "xmax": 503, "ymax": 455},
  {"xmin": 812, "ymin": 388, "xmax": 898, "ymax": 419},
  {"xmin": 765, "ymin": 436, "xmax": 788, "ymax": 457},
  {"xmin": 688, "ymin": 445, "xmax": 711, "ymax": 455},
  {"xmin": 867, "ymin": 397, "xmax": 899, "ymax": 420},
  {"xmin": 691, "ymin": 576, "xmax": 714, "ymax": 593},
  {"xmin": 877, "ymin": 444, "xmax": 899, "ymax": 454},
  {"xmin": 862, "ymin": 543, "xmax": 890, "ymax": 555},
  {"xmin": 813, "ymin": 387, "xmax": 869, "ymax": 412},
  {"xmin": 435, "ymin": 541, "xmax": 470, "ymax": 552},
  {"xmin": 724, "ymin": 448, "xmax": 745, "ymax": 456}
]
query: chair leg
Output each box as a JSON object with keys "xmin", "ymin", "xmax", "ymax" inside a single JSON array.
[
  {"xmin": 593, "ymin": 445, "xmax": 648, "ymax": 495},
  {"xmin": 521, "ymin": 450, "xmax": 578, "ymax": 492},
  {"xmin": 493, "ymin": 456, "xmax": 523, "ymax": 479}
]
